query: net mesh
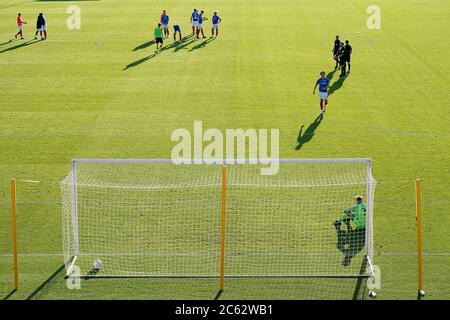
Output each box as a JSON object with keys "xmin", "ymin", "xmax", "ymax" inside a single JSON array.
[{"xmin": 60, "ymin": 159, "xmax": 376, "ymax": 280}]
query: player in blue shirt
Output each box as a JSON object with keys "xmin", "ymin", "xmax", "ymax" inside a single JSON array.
[
  {"xmin": 160, "ymin": 10, "xmax": 169, "ymax": 39},
  {"xmin": 312, "ymin": 71, "xmax": 330, "ymax": 113},
  {"xmin": 196, "ymin": 10, "xmax": 208, "ymax": 39},
  {"xmin": 211, "ymin": 11, "xmax": 222, "ymax": 38},
  {"xmin": 190, "ymin": 9, "xmax": 199, "ymax": 35}
]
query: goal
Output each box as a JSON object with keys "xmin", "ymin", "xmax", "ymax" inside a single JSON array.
[{"xmin": 61, "ymin": 158, "xmax": 376, "ymax": 285}]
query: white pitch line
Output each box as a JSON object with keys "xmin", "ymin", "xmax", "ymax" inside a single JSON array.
[{"xmin": 19, "ymin": 180, "xmax": 41, "ymax": 183}]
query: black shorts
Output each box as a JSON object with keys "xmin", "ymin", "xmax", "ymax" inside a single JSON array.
[
  {"xmin": 344, "ymin": 55, "xmax": 351, "ymax": 63},
  {"xmin": 173, "ymin": 25, "xmax": 181, "ymax": 32},
  {"xmin": 156, "ymin": 37, "xmax": 163, "ymax": 44}
]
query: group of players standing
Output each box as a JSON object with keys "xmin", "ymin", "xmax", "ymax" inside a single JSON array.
[
  {"xmin": 154, "ymin": 9, "xmax": 222, "ymax": 50},
  {"xmin": 332, "ymin": 35, "xmax": 352, "ymax": 77}
]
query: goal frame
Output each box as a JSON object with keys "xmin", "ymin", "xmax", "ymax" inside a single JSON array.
[{"xmin": 64, "ymin": 158, "xmax": 375, "ymax": 280}]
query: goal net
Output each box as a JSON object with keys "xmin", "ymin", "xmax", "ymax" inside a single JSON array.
[{"xmin": 61, "ymin": 158, "xmax": 376, "ymax": 282}]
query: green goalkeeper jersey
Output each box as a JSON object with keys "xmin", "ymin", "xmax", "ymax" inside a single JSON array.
[
  {"xmin": 154, "ymin": 27, "xmax": 163, "ymax": 38},
  {"xmin": 338, "ymin": 203, "xmax": 367, "ymax": 229}
]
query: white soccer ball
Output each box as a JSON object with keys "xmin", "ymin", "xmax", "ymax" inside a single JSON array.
[
  {"xmin": 93, "ymin": 259, "xmax": 103, "ymax": 270},
  {"xmin": 369, "ymin": 291, "xmax": 377, "ymax": 298},
  {"xmin": 419, "ymin": 289, "xmax": 426, "ymax": 297}
]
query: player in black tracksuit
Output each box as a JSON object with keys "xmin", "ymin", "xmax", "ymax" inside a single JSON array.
[
  {"xmin": 332, "ymin": 35, "xmax": 341, "ymax": 69},
  {"xmin": 344, "ymin": 40, "xmax": 352, "ymax": 74},
  {"xmin": 338, "ymin": 42, "xmax": 347, "ymax": 77},
  {"xmin": 35, "ymin": 13, "xmax": 46, "ymax": 40}
]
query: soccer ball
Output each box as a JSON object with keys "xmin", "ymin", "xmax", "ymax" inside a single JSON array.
[
  {"xmin": 368, "ymin": 291, "xmax": 377, "ymax": 298},
  {"xmin": 93, "ymin": 259, "xmax": 103, "ymax": 270},
  {"xmin": 418, "ymin": 289, "xmax": 426, "ymax": 297}
]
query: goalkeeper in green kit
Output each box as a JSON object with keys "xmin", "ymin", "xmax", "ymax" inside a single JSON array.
[
  {"xmin": 333, "ymin": 195, "xmax": 367, "ymax": 266},
  {"xmin": 334, "ymin": 195, "xmax": 367, "ymax": 229}
]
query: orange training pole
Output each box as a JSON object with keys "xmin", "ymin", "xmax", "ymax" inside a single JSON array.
[
  {"xmin": 415, "ymin": 179, "xmax": 423, "ymax": 293},
  {"xmin": 219, "ymin": 165, "xmax": 227, "ymax": 291},
  {"xmin": 11, "ymin": 178, "xmax": 19, "ymax": 290}
]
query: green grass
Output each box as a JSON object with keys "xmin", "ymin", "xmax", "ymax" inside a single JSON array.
[{"xmin": 1, "ymin": 0, "xmax": 449, "ymax": 299}]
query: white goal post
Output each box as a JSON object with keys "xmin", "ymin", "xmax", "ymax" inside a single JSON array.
[{"xmin": 61, "ymin": 158, "xmax": 376, "ymax": 283}]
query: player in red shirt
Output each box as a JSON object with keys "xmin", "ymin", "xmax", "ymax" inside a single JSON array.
[{"xmin": 15, "ymin": 13, "xmax": 27, "ymax": 39}]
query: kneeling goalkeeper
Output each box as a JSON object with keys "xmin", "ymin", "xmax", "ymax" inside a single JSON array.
[
  {"xmin": 333, "ymin": 195, "xmax": 367, "ymax": 265},
  {"xmin": 334, "ymin": 195, "xmax": 367, "ymax": 230}
]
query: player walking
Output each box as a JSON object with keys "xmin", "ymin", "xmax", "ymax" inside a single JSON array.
[
  {"xmin": 15, "ymin": 13, "xmax": 27, "ymax": 39},
  {"xmin": 35, "ymin": 13, "xmax": 47, "ymax": 40},
  {"xmin": 190, "ymin": 9, "xmax": 199, "ymax": 35},
  {"xmin": 154, "ymin": 23, "xmax": 164, "ymax": 51},
  {"xmin": 332, "ymin": 35, "xmax": 341, "ymax": 69},
  {"xmin": 196, "ymin": 10, "xmax": 208, "ymax": 39},
  {"xmin": 160, "ymin": 10, "xmax": 169, "ymax": 39},
  {"xmin": 344, "ymin": 40, "xmax": 352, "ymax": 74},
  {"xmin": 211, "ymin": 11, "xmax": 222, "ymax": 38},
  {"xmin": 312, "ymin": 71, "xmax": 330, "ymax": 114}
]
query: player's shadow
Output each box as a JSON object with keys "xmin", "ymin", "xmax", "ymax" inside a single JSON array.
[
  {"xmin": 174, "ymin": 37, "xmax": 197, "ymax": 52},
  {"xmin": 326, "ymin": 69, "xmax": 337, "ymax": 83},
  {"xmin": 132, "ymin": 34, "xmax": 194, "ymax": 52},
  {"xmin": 123, "ymin": 52, "xmax": 160, "ymax": 70},
  {"xmin": 160, "ymin": 41, "xmax": 179, "ymax": 52},
  {"xmin": 132, "ymin": 39, "xmax": 156, "ymax": 51},
  {"xmin": 295, "ymin": 113, "xmax": 323, "ymax": 150},
  {"xmin": 0, "ymin": 39, "xmax": 40, "ymax": 54},
  {"xmin": 335, "ymin": 224, "xmax": 365, "ymax": 267},
  {"xmin": 189, "ymin": 37, "xmax": 216, "ymax": 51},
  {"xmin": 0, "ymin": 39, "xmax": 17, "ymax": 46},
  {"xmin": 125, "ymin": 38, "xmax": 191, "ymax": 69},
  {"xmin": 328, "ymin": 73, "xmax": 348, "ymax": 96}
]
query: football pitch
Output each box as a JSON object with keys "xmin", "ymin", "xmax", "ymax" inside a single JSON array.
[{"xmin": 0, "ymin": 0, "xmax": 449, "ymax": 300}]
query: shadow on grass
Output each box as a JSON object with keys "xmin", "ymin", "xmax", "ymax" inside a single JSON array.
[
  {"xmin": 189, "ymin": 37, "xmax": 216, "ymax": 51},
  {"xmin": 174, "ymin": 37, "xmax": 197, "ymax": 52},
  {"xmin": 417, "ymin": 290, "xmax": 425, "ymax": 300},
  {"xmin": 326, "ymin": 69, "xmax": 337, "ymax": 83},
  {"xmin": 295, "ymin": 113, "xmax": 323, "ymax": 150},
  {"xmin": 2, "ymin": 289, "xmax": 17, "ymax": 300},
  {"xmin": 0, "ymin": 39, "xmax": 40, "ymax": 54},
  {"xmin": 352, "ymin": 257, "xmax": 369, "ymax": 300},
  {"xmin": 214, "ymin": 290, "xmax": 223, "ymax": 300},
  {"xmin": 335, "ymin": 223, "xmax": 366, "ymax": 267},
  {"xmin": 133, "ymin": 34, "xmax": 194, "ymax": 52},
  {"xmin": 132, "ymin": 39, "xmax": 156, "ymax": 51},
  {"xmin": 125, "ymin": 37, "xmax": 194, "ymax": 70},
  {"xmin": 328, "ymin": 72, "xmax": 348, "ymax": 96},
  {"xmin": 0, "ymin": 39, "xmax": 17, "ymax": 46},
  {"xmin": 26, "ymin": 264, "xmax": 65, "ymax": 300},
  {"xmin": 123, "ymin": 51, "xmax": 160, "ymax": 70}
]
